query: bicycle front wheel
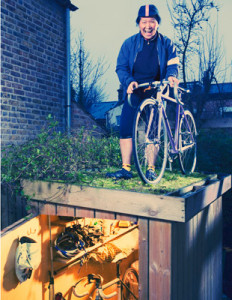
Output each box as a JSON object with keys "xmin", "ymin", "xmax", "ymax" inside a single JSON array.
[
  {"xmin": 133, "ymin": 99, "xmax": 168, "ymax": 185},
  {"xmin": 178, "ymin": 110, "xmax": 197, "ymax": 174}
]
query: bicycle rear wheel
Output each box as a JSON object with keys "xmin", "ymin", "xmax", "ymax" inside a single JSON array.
[
  {"xmin": 133, "ymin": 99, "xmax": 168, "ymax": 185},
  {"xmin": 122, "ymin": 267, "xmax": 139, "ymax": 300},
  {"xmin": 178, "ymin": 110, "xmax": 197, "ymax": 174}
]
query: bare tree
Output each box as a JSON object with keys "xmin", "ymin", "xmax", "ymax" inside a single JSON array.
[
  {"xmin": 71, "ymin": 32, "xmax": 109, "ymax": 110},
  {"xmin": 194, "ymin": 24, "xmax": 226, "ymax": 121},
  {"xmin": 167, "ymin": 0, "xmax": 219, "ymax": 87},
  {"xmin": 186, "ymin": 21, "xmax": 230, "ymax": 126}
]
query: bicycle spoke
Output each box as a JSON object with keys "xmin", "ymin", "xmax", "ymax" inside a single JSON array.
[{"xmin": 178, "ymin": 110, "xmax": 197, "ymax": 174}]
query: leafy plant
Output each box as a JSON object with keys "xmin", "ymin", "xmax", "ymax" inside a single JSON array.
[
  {"xmin": 1, "ymin": 116, "xmax": 121, "ymax": 190},
  {"xmin": 4, "ymin": 117, "xmax": 231, "ymax": 199}
]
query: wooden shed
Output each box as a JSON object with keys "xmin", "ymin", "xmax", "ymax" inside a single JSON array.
[{"xmin": 1, "ymin": 174, "xmax": 231, "ymax": 300}]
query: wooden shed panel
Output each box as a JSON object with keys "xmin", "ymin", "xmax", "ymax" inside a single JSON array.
[
  {"xmin": 206, "ymin": 196, "xmax": 222, "ymax": 300},
  {"xmin": 28, "ymin": 200, "xmax": 40, "ymax": 215},
  {"xmin": 116, "ymin": 214, "xmax": 138, "ymax": 223},
  {"xmin": 75, "ymin": 208, "xmax": 95, "ymax": 218},
  {"xmin": 206, "ymin": 200, "xmax": 214, "ymax": 300},
  {"xmin": 194, "ymin": 207, "xmax": 203, "ymax": 300},
  {"xmin": 38, "ymin": 202, "xmax": 56, "ymax": 215},
  {"xmin": 138, "ymin": 218, "xmax": 149, "ymax": 300},
  {"xmin": 174, "ymin": 221, "xmax": 185, "ymax": 300},
  {"xmin": 170, "ymin": 221, "xmax": 178, "ymax": 299},
  {"xmin": 175, "ymin": 208, "xmax": 206, "ymax": 299},
  {"xmin": 149, "ymin": 220, "xmax": 171, "ymax": 300},
  {"xmin": 195, "ymin": 209, "xmax": 203, "ymax": 300},
  {"xmin": 95, "ymin": 211, "xmax": 115, "ymax": 220},
  {"xmin": 56, "ymin": 205, "xmax": 75, "ymax": 217},
  {"xmin": 171, "ymin": 197, "xmax": 222, "ymax": 300}
]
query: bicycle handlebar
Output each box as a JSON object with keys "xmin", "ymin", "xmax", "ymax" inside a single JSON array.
[
  {"xmin": 98, "ymin": 287, "xmax": 117, "ymax": 299},
  {"xmin": 127, "ymin": 80, "xmax": 190, "ymax": 107},
  {"xmin": 72, "ymin": 274, "xmax": 118, "ymax": 299},
  {"xmin": 127, "ymin": 80, "xmax": 168, "ymax": 107},
  {"xmin": 72, "ymin": 274, "xmax": 103, "ymax": 297},
  {"xmin": 72, "ymin": 284, "xmax": 89, "ymax": 297},
  {"xmin": 133, "ymin": 80, "xmax": 170, "ymax": 90}
]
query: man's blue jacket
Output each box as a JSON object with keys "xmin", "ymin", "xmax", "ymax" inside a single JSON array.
[{"xmin": 116, "ymin": 32, "xmax": 179, "ymax": 101}]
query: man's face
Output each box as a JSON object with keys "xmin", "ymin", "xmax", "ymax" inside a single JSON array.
[{"xmin": 139, "ymin": 17, "xmax": 158, "ymax": 40}]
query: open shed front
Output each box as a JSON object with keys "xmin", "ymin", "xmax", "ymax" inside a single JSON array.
[
  {"xmin": 1, "ymin": 174, "xmax": 231, "ymax": 300},
  {"xmin": 1, "ymin": 214, "xmax": 139, "ymax": 300}
]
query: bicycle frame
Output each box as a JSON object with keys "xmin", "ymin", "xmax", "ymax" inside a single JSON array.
[
  {"xmin": 72, "ymin": 261, "xmax": 139, "ymax": 300},
  {"xmin": 153, "ymin": 85, "xmax": 195, "ymax": 156}
]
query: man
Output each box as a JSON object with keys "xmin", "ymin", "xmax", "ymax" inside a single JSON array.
[{"xmin": 106, "ymin": 4, "xmax": 179, "ymax": 180}]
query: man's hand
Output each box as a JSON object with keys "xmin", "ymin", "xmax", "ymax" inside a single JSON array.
[
  {"xmin": 127, "ymin": 81, "xmax": 138, "ymax": 94},
  {"xmin": 168, "ymin": 76, "xmax": 179, "ymax": 88}
]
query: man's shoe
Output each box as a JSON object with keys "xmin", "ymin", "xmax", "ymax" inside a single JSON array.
[
  {"xmin": 106, "ymin": 168, "xmax": 133, "ymax": 180},
  {"xmin": 146, "ymin": 169, "xmax": 157, "ymax": 181}
]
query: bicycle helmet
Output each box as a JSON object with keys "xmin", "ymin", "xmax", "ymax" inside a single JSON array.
[
  {"xmin": 136, "ymin": 4, "xmax": 161, "ymax": 25},
  {"xmin": 15, "ymin": 236, "xmax": 40, "ymax": 283},
  {"xmin": 54, "ymin": 232, "xmax": 85, "ymax": 259}
]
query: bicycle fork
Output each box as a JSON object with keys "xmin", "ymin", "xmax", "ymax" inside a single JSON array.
[
  {"xmin": 179, "ymin": 108, "xmax": 196, "ymax": 152},
  {"xmin": 145, "ymin": 100, "xmax": 162, "ymax": 142},
  {"xmin": 144, "ymin": 101, "xmax": 163, "ymax": 167}
]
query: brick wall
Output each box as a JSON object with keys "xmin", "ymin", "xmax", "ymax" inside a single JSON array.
[
  {"xmin": 71, "ymin": 101, "xmax": 106, "ymax": 136},
  {"xmin": 1, "ymin": 0, "xmax": 67, "ymax": 146}
]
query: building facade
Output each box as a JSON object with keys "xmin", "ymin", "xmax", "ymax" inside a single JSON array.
[{"xmin": 1, "ymin": 0, "xmax": 77, "ymax": 146}]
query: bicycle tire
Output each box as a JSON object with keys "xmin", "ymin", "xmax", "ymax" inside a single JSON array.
[
  {"xmin": 178, "ymin": 110, "xmax": 197, "ymax": 174},
  {"xmin": 122, "ymin": 267, "xmax": 139, "ymax": 300},
  {"xmin": 133, "ymin": 99, "xmax": 168, "ymax": 185}
]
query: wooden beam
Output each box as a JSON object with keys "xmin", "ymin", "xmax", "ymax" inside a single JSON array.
[
  {"xmin": 21, "ymin": 174, "xmax": 231, "ymax": 223},
  {"xmin": 22, "ymin": 180, "xmax": 185, "ymax": 222},
  {"xmin": 184, "ymin": 174, "xmax": 231, "ymax": 221}
]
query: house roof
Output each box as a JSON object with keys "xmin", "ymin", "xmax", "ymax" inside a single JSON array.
[
  {"xmin": 181, "ymin": 82, "xmax": 232, "ymax": 95},
  {"xmin": 55, "ymin": 0, "xmax": 78, "ymax": 11},
  {"xmin": 209, "ymin": 83, "xmax": 232, "ymax": 94},
  {"xmin": 89, "ymin": 101, "xmax": 118, "ymax": 120}
]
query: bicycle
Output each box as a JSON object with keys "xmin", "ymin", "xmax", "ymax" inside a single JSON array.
[
  {"xmin": 129, "ymin": 80, "xmax": 197, "ymax": 185},
  {"xmin": 72, "ymin": 260, "xmax": 139, "ymax": 300}
]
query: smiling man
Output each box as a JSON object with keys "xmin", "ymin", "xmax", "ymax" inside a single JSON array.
[{"xmin": 106, "ymin": 4, "xmax": 179, "ymax": 181}]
